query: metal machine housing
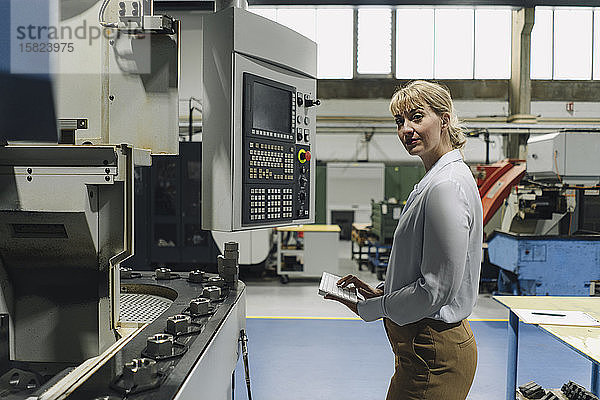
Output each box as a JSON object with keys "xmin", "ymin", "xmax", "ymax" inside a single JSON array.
[{"xmin": 202, "ymin": 7, "xmax": 317, "ymax": 231}]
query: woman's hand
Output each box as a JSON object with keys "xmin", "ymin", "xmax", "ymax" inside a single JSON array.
[
  {"xmin": 337, "ymin": 274, "xmax": 383, "ymax": 299},
  {"xmin": 324, "ymin": 294, "xmax": 359, "ymax": 316},
  {"xmin": 323, "ymin": 275, "xmax": 384, "ymax": 316}
]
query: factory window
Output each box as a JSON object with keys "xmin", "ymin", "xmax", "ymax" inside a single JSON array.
[
  {"xmin": 249, "ymin": 7, "xmax": 276, "ymax": 21},
  {"xmin": 474, "ymin": 9, "xmax": 512, "ymax": 79},
  {"xmin": 276, "ymin": 8, "xmax": 317, "ymax": 41},
  {"xmin": 435, "ymin": 8, "xmax": 474, "ymax": 79},
  {"xmin": 249, "ymin": 6, "xmax": 600, "ymax": 82},
  {"xmin": 317, "ymin": 9, "xmax": 353, "ymax": 79},
  {"xmin": 248, "ymin": 7, "xmax": 353, "ymax": 79},
  {"xmin": 554, "ymin": 8, "xmax": 593, "ymax": 79},
  {"xmin": 531, "ymin": 7, "xmax": 598, "ymax": 80},
  {"xmin": 357, "ymin": 8, "xmax": 393, "ymax": 75},
  {"xmin": 530, "ymin": 8, "xmax": 553, "ymax": 79},
  {"xmin": 396, "ymin": 8, "xmax": 434, "ymax": 79},
  {"xmin": 595, "ymin": 9, "xmax": 600, "ymax": 79},
  {"xmin": 395, "ymin": 7, "xmax": 511, "ymax": 80}
]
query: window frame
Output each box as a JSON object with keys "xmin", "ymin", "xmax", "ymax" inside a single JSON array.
[
  {"xmin": 531, "ymin": 6, "xmax": 599, "ymax": 80},
  {"xmin": 248, "ymin": 5, "xmax": 600, "ymax": 82},
  {"xmin": 353, "ymin": 8, "xmax": 397, "ymax": 79},
  {"xmin": 393, "ymin": 6, "xmax": 513, "ymax": 80}
]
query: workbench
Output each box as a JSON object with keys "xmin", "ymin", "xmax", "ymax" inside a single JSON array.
[
  {"xmin": 494, "ymin": 296, "xmax": 600, "ymax": 400},
  {"xmin": 275, "ymin": 225, "xmax": 340, "ymax": 283}
]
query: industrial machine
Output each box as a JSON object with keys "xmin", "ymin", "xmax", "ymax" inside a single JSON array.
[
  {"xmin": 475, "ymin": 159, "xmax": 527, "ymax": 235},
  {"xmin": 487, "ymin": 131, "xmax": 600, "ymax": 296},
  {"xmin": 202, "ymin": 7, "xmax": 318, "ymax": 232},
  {"xmin": 370, "ymin": 200, "xmax": 403, "ymax": 244},
  {"xmin": 0, "ymin": 0, "xmax": 317, "ymax": 399}
]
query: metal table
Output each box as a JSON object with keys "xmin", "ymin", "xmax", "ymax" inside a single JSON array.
[{"xmin": 494, "ymin": 296, "xmax": 600, "ymax": 400}]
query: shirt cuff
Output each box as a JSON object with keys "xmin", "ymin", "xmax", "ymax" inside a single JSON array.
[{"xmin": 357, "ymin": 296, "xmax": 385, "ymax": 322}]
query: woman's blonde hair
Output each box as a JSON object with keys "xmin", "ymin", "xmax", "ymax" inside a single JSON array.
[{"xmin": 390, "ymin": 80, "xmax": 466, "ymax": 150}]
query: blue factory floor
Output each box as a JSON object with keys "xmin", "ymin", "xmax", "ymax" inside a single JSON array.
[
  {"xmin": 234, "ymin": 319, "xmax": 593, "ymax": 400},
  {"xmin": 233, "ymin": 241, "xmax": 595, "ymax": 399}
]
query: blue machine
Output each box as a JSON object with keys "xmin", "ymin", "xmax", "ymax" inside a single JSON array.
[{"xmin": 487, "ymin": 231, "xmax": 600, "ymax": 296}]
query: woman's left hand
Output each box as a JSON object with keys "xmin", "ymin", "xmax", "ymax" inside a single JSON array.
[{"xmin": 324, "ymin": 294, "xmax": 359, "ymax": 316}]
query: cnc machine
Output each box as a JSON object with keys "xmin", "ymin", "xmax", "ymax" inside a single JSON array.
[
  {"xmin": 0, "ymin": 1, "xmax": 317, "ymax": 398},
  {"xmin": 487, "ymin": 131, "xmax": 600, "ymax": 296}
]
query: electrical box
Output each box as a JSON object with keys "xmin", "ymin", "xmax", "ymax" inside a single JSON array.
[{"xmin": 202, "ymin": 8, "xmax": 317, "ymax": 231}]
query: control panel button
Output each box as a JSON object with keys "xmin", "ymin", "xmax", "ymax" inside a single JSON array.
[
  {"xmin": 297, "ymin": 128, "xmax": 303, "ymax": 141},
  {"xmin": 298, "ymin": 192, "xmax": 306, "ymax": 202},
  {"xmin": 299, "ymin": 176, "xmax": 308, "ymax": 188},
  {"xmin": 304, "ymin": 129, "xmax": 310, "ymax": 142},
  {"xmin": 304, "ymin": 117, "xmax": 310, "ymax": 125},
  {"xmin": 296, "ymin": 115, "xmax": 303, "ymax": 124},
  {"xmin": 304, "ymin": 97, "xmax": 321, "ymax": 108},
  {"xmin": 298, "ymin": 149, "xmax": 311, "ymax": 163},
  {"xmin": 296, "ymin": 93, "xmax": 303, "ymax": 106},
  {"xmin": 298, "ymin": 149, "xmax": 306, "ymax": 163}
]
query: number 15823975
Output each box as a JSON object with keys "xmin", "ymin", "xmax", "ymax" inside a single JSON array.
[{"xmin": 19, "ymin": 42, "xmax": 74, "ymax": 52}]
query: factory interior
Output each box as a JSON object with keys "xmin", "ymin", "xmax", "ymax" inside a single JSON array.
[{"xmin": 1, "ymin": 0, "xmax": 600, "ymax": 399}]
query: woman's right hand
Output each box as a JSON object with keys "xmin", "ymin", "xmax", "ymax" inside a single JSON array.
[{"xmin": 337, "ymin": 275, "xmax": 383, "ymax": 299}]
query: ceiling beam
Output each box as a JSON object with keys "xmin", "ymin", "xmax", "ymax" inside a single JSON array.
[
  {"xmin": 248, "ymin": 1, "xmax": 600, "ymax": 6},
  {"xmin": 318, "ymin": 79, "xmax": 509, "ymax": 100},
  {"xmin": 317, "ymin": 79, "xmax": 600, "ymax": 102},
  {"xmin": 156, "ymin": 1, "xmax": 600, "ymax": 10}
]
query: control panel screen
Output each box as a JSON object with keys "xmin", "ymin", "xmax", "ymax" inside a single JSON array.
[
  {"xmin": 242, "ymin": 73, "xmax": 312, "ymax": 226},
  {"xmin": 252, "ymin": 82, "xmax": 292, "ymax": 134}
]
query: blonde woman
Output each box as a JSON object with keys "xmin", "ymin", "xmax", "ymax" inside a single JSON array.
[{"xmin": 326, "ymin": 80, "xmax": 483, "ymax": 400}]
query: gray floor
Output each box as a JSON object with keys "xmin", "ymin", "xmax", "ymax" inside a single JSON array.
[{"xmin": 245, "ymin": 240, "xmax": 508, "ymax": 320}]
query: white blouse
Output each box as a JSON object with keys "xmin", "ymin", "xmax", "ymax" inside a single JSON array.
[{"xmin": 357, "ymin": 150, "xmax": 483, "ymax": 326}]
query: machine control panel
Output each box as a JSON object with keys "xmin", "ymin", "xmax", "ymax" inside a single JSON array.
[
  {"xmin": 242, "ymin": 73, "xmax": 313, "ymax": 226},
  {"xmin": 201, "ymin": 7, "xmax": 317, "ymax": 231}
]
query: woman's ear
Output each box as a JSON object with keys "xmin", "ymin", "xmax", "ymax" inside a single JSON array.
[{"xmin": 441, "ymin": 113, "xmax": 450, "ymax": 129}]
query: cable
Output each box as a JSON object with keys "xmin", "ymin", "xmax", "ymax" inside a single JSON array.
[
  {"xmin": 188, "ymin": 97, "xmax": 203, "ymax": 141},
  {"xmin": 521, "ymin": 178, "xmax": 553, "ymax": 188},
  {"xmin": 239, "ymin": 330, "xmax": 252, "ymax": 400},
  {"xmin": 552, "ymin": 150, "xmax": 600, "ymax": 189},
  {"xmin": 99, "ymin": 0, "xmax": 119, "ymax": 28},
  {"xmin": 553, "ymin": 149, "xmax": 563, "ymax": 184}
]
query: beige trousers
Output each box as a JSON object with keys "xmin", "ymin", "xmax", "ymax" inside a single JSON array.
[{"xmin": 383, "ymin": 317, "xmax": 477, "ymax": 400}]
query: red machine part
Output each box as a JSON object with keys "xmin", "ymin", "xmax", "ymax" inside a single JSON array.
[{"xmin": 476, "ymin": 159, "xmax": 526, "ymax": 227}]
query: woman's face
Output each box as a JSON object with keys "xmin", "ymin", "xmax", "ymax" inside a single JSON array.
[{"xmin": 394, "ymin": 104, "xmax": 449, "ymax": 158}]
